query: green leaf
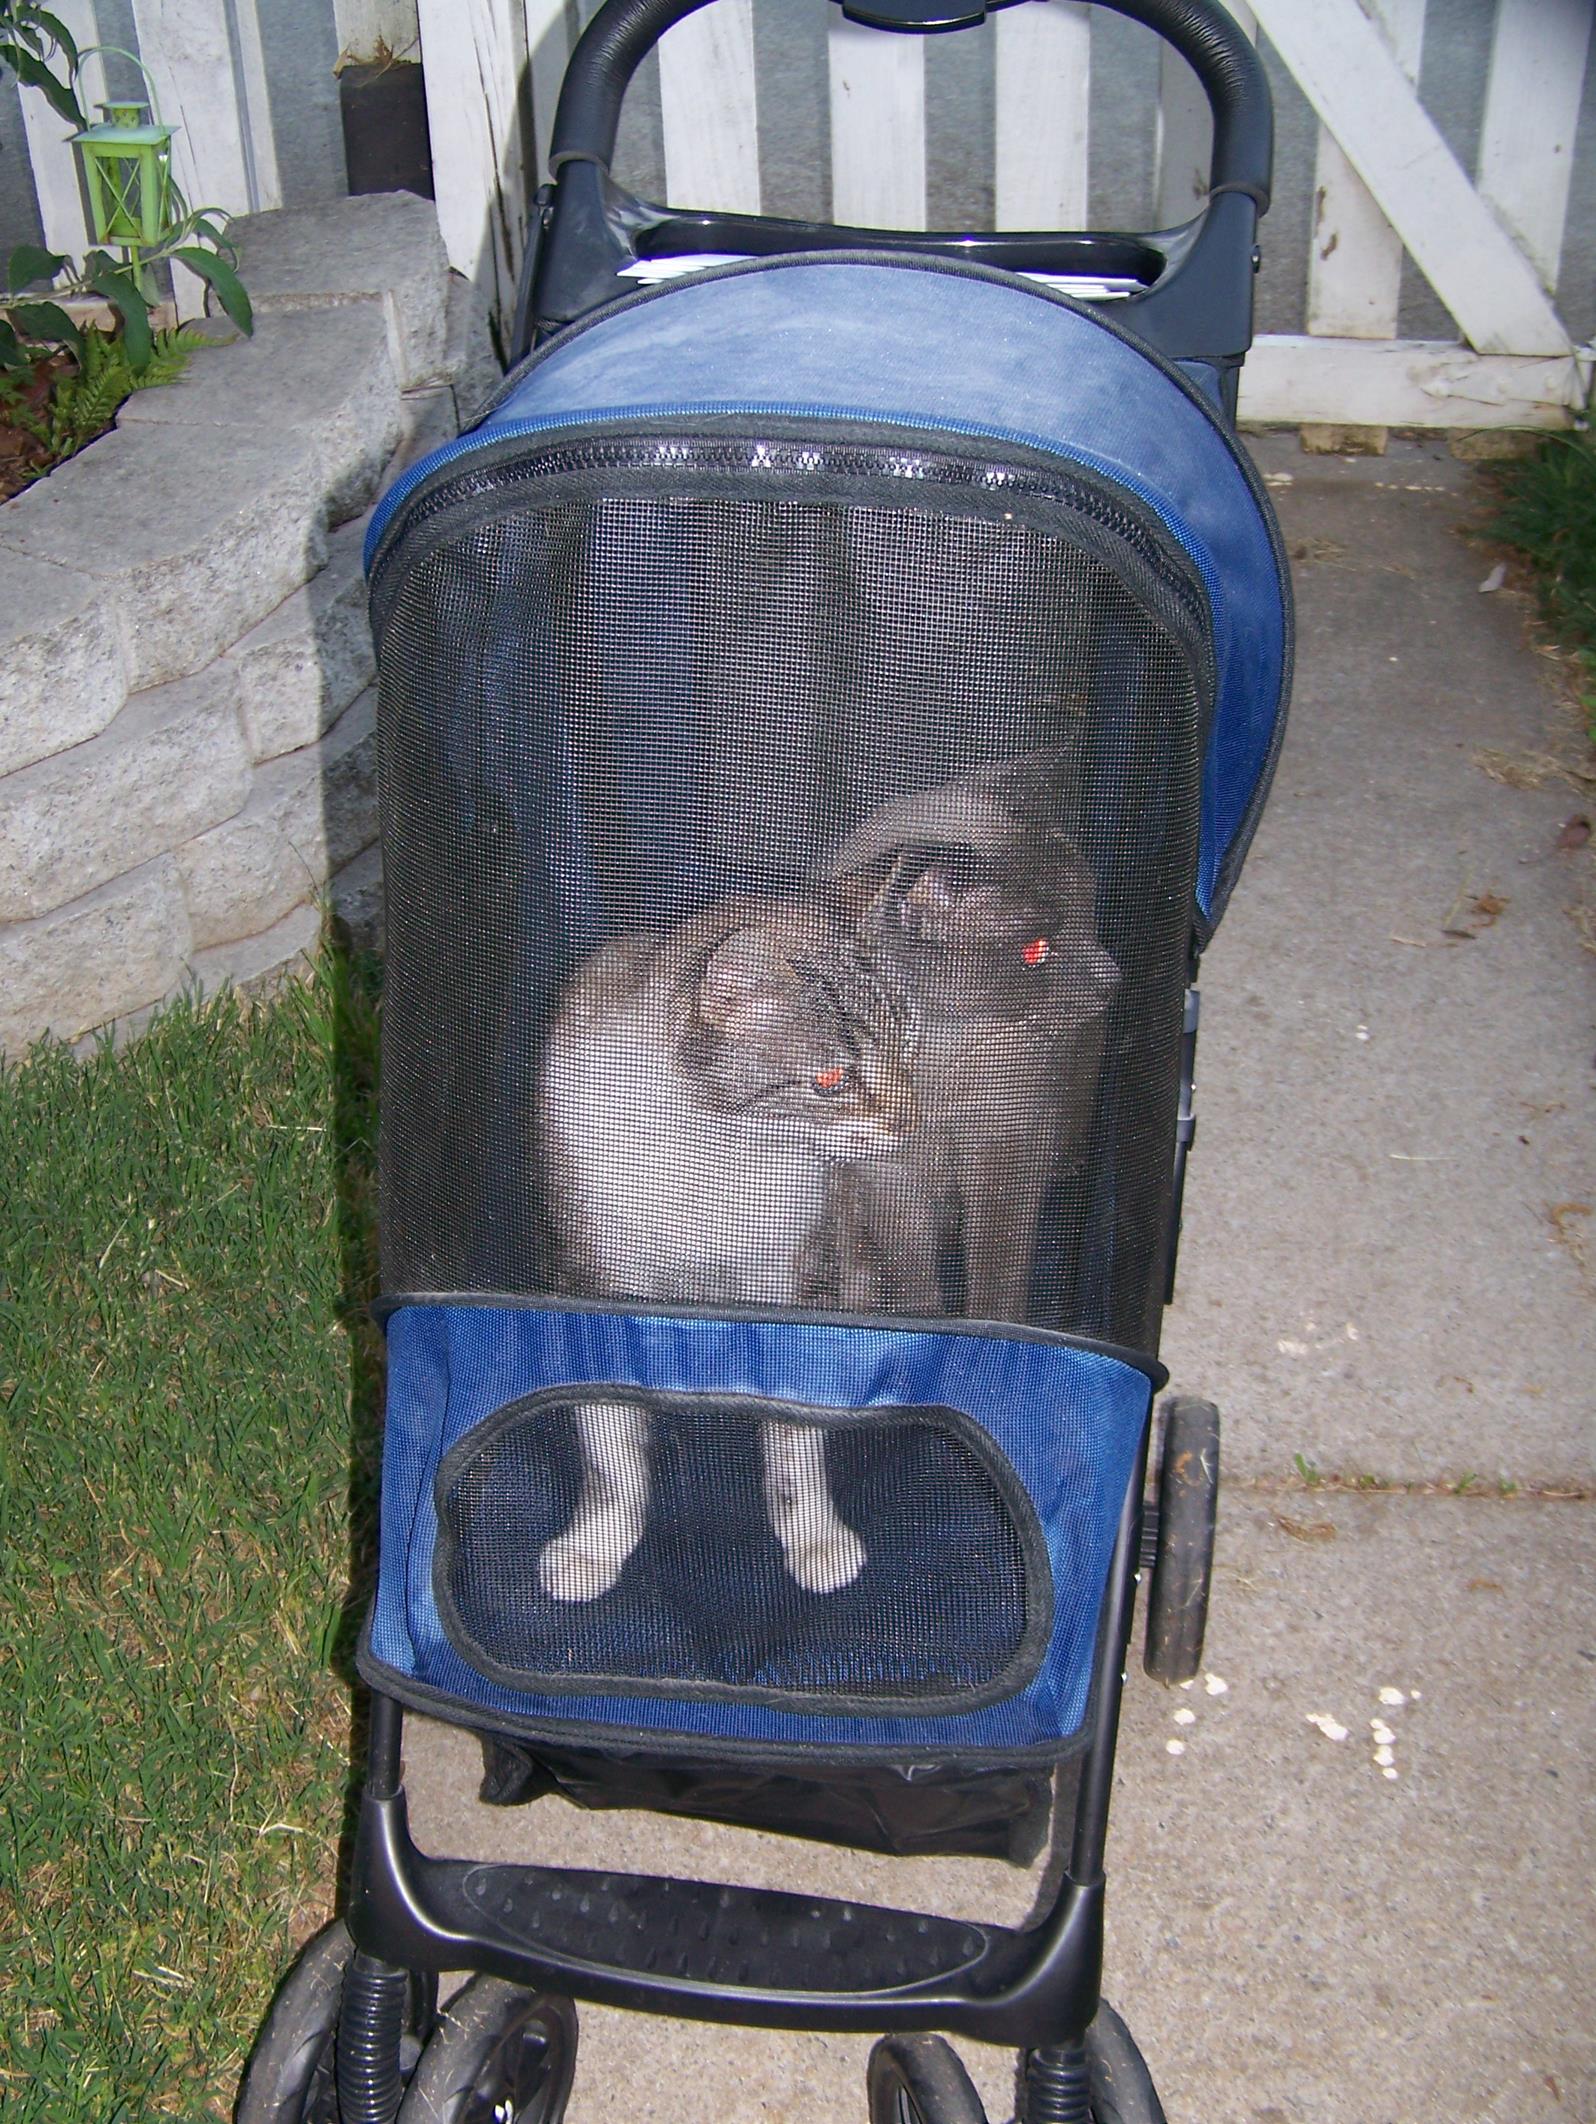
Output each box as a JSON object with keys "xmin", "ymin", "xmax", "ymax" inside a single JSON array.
[
  {"xmin": 10, "ymin": 302, "xmax": 83, "ymax": 357},
  {"xmin": 171, "ymin": 246, "xmax": 253, "ymax": 336},
  {"xmin": 31, "ymin": 8, "xmax": 81, "ymax": 74},
  {"xmin": 188, "ymin": 216, "xmax": 235, "ymax": 255},
  {"xmin": 0, "ymin": 318, "xmax": 30, "ymax": 370},
  {"xmin": 5, "ymin": 241, "xmax": 68, "ymax": 295},
  {"xmin": 0, "ymin": 41, "xmax": 82, "ymax": 124},
  {"xmin": 84, "ymin": 257, "xmax": 152, "ymax": 371}
]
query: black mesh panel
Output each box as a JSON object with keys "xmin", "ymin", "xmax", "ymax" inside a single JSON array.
[
  {"xmin": 372, "ymin": 428, "xmax": 1208, "ymax": 1348},
  {"xmin": 434, "ymin": 1388, "xmax": 1048, "ymax": 1712}
]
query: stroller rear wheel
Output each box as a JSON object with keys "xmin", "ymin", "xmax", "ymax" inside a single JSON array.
[
  {"xmin": 1143, "ymin": 1395, "xmax": 1221, "ymax": 1685},
  {"xmin": 395, "ymin": 1977, "xmax": 576, "ymax": 2123},
  {"xmin": 866, "ymin": 2034, "xmax": 988, "ymax": 2123},
  {"xmin": 236, "ymin": 1919, "xmax": 435, "ymax": 2124}
]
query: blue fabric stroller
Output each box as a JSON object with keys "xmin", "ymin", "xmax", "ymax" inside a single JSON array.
[{"xmin": 241, "ymin": 0, "xmax": 1289, "ymax": 2116}]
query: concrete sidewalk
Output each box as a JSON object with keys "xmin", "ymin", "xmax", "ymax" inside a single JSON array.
[{"xmin": 403, "ymin": 440, "xmax": 1595, "ymax": 2122}]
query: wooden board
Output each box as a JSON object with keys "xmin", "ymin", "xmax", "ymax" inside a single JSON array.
[
  {"xmin": 130, "ymin": 0, "xmax": 255, "ymax": 215},
  {"xmin": 523, "ymin": 0, "xmax": 572, "ymax": 185},
  {"xmin": 659, "ymin": 0, "xmax": 760, "ymax": 215},
  {"xmin": 994, "ymin": 0, "xmax": 1090, "ymax": 232},
  {"xmin": 827, "ymin": 14, "xmax": 925, "ymax": 231},
  {"xmin": 1306, "ymin": 0, "xmax": 1423, "ymax": 340},
  {"xmin": 1250, "ymin": 0, "xmax": 1571, "ymax": 357},
  {"xmin": 417, "ymin": 0, "xmax": 531, "ymax": 331},
  {"xmin": 1241, "ymin": 334, "xmax": 1586, "ymax": 430},
  {"xmin": 1478, "ymin": 0, "xmax": 1593, "ymax": 290}
]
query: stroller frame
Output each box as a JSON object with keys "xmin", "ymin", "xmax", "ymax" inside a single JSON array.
[
  {"xmin": 350, "ymin": 1443, "xmax": 1135, "ymax": 2047},
  {"xmin": 261, "ymin": 1, "xmax": 1279, "ymax": 2116}
]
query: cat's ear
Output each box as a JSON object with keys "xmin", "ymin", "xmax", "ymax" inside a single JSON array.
[
  {"xmin": 901, "ymin": 859, "xmax": 958, "ymax": 914},
  {"xmin": 827, "ymin": 851, "xmax": 898, "ymax": 924},
  {"xmin": 697, "ymin": 927, "xmax": 796, "ymax": 1030}
]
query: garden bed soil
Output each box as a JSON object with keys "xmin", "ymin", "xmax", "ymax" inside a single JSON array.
[{"xmin": 0, "ymin": 348, "xmax": 86, "ymax": 504}]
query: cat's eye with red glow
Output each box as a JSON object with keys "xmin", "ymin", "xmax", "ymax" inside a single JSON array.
[
  {"xmin": 1021, "ymin": 936, "xmax": 1051, "ymax": 966},
  {"xmin": 812, "ymin": 1065, "xmax": 851, "ymax": 1095}
]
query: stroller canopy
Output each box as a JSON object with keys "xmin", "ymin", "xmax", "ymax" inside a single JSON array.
[{"xmin": 370, "ymin": 253, "xmax": 1290, "ymax": 929}]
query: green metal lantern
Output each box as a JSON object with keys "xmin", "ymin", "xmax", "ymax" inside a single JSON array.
[{"xmin": 73, "ymin": 100, "xmax": 175, "ymax": 270}]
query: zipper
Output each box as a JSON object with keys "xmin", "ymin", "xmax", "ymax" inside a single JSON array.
[{"xmin": 364, "ymin": 398, "xmax": 1223, "ymax": 633}]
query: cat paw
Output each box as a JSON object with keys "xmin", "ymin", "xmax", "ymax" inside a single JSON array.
[
  {"xmin": 784, "ymin": 1524, "xmax": 867, "ymax": 1595},
  {"xmin": 538, "ymin": 1533, "xmax": 625, "ymax": 1602}
]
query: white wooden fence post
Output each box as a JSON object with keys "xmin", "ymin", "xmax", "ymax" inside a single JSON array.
[
  {"xmin": 229, "ymin": 0, "xmax": 282, "ymax": 215},
  {"xmin": 828, "ymin": 14, "xmax": 926, "ymax": 230},
  {"xmin": 1305, "ymin": 0, "xmax": 1423, "ymax": 343},
  {"xmin": 1478, "ymin": 0, "xmax": 1593, "ymax": 293},
  {"xmin": 523, "ymin": 0, "xmax": 572, "ymax": 186},
  {"xmin": 129, "ymin": 0, "xmax": 271, "ymax": 216},
  {"xmin": 658, "ymin": 0, "xmax": 760, "ymax": 213},
  {"xmin": 1248, "ymin": 0, "xmax": 1571, "ymax": 359},
  {"xmin": 417, "ymin": 0, "xmax": 533, "ymax": 338},
  {"xmin": 14, "ymin": 0, "xmax": 105, "ymax": 267},
  {"xmin": 994, "ymin": 0, "xmax": 1090, "ymax": 231},
  {"xmin": 128, "ymin": 0, "xmax": 281, "ymax": 319}
]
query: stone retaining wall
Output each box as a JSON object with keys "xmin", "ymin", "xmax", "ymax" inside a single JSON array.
[{"xmin": 0, "ymin": 192, "xmax": 493, "ymax": 1053}]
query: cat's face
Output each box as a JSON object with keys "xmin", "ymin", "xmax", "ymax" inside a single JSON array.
[
  {"xmin": 851, "ymin": 845, "xmax": 1120, "ymax": 1020},
  {"xmin": 679, "ymin": 911, "xmax": 916, "ymax": 1155}
]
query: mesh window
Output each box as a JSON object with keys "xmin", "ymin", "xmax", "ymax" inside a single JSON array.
[
  {"xmin": 433, "ymin": 1387, "xmax": 1049, "ymax": 1712},
  {"xmin": 372, "ymin": 427, "xmax": 1209, "ymax": 1348}
]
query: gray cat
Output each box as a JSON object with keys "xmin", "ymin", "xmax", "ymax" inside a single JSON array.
[
  {"xmin": 827, "ymin": 749, "xmax": 1120, "ymax": 1323},
  {"xmin": 537, "ymin": 894, "xmax": 920, "ymax": 1602}
]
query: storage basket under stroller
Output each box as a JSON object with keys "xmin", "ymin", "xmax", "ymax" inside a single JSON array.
[{"xmin": 243, "ymin": 0, "xmax": 1290, "ymax": 2116}]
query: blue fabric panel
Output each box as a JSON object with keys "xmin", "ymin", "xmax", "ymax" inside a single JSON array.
[
  {"xmin": 371, "ymin": 1304, "xmax": 1151, "ymax": 1753},
  {"xmin": 368, "ymin": 259, "xmax": 1286, "ymax": 915}
]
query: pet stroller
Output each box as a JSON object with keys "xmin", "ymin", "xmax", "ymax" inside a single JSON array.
[{"xmin": 241, "ymin": 0, "xmax": 1289, "ymax": 2114}]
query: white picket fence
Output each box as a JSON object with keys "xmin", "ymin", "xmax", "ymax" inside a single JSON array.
[{"xmin": 12, "ymin": 0, "xmax": 1593, "ymax": 427}]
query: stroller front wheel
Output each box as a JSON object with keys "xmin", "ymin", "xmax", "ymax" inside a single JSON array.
[
  {"xmin": 866, "ymin": 2034, "xmax": 988, "ymax": 2124},
  {"xmin": 236, "ymin": 1919, "xmax": 435, "ymax": 2124},
  {"xmin": 395, "ymin": 1977, "xmax": 577, "ymax": 2123}
]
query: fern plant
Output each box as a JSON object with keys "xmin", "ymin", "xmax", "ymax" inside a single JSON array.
[{"xmin": 14, "ymin": 323, "xmax": 201, "ymax": 460}]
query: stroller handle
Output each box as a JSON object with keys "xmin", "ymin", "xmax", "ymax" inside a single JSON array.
[{"xmin": 551, "ymin": 0, "xmax": 1272, "ymax": 211}]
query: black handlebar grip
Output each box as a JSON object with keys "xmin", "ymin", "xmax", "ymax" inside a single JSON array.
[
  {"xmin": 550, "ymin": 0, "xmax": 1271, "ymax": 211},
  {"xmin": 550, "ymin": 0, "xmax": 715, "ymax": 168}
]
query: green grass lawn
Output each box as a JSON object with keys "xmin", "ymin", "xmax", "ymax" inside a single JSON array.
[
  {"xmin": 0, "ymin": 947, "xmax": 382, "ymax": 2121},
  {"xmin": 1480, "ymin": 426, "xmax": 1596, "ymax": 736}
]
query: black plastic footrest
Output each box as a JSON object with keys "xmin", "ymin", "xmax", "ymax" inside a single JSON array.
[{"xmin": 461, "ymin": 1865, "xmax": 989, "ymax": 1993}]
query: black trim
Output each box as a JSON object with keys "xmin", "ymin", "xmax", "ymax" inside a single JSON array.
[
  {"xmin": 372, "ymin": 1291, "xmax": 1171, "ymax": 1390},
  {"xmin": 346, "ymin": 1768, "xmax": 1107, "ymax": 2043},
  {"xmin": 431, "ymin": 1385, "xmax": 1053, "ymax": 1718},
  {"xmin": 547, "ymin": 0, "xmax": 1269, "ymax": 199}
]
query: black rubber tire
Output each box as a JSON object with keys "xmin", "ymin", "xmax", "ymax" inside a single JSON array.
[
  {"xmin": 867, "ymin": 2035, "xmax": 988, "ymax": 2124},
  {"xmin": 1143, "ymin": 1394, "xmax": 1221, "ymax": 1685},
  {"xmin": 395, "ymin": 1978, "xmax": 577, "ymax": 2124},
  {"xmin": 1083, "ymin": 2003, "xmax": 1167, "ymax": 2124},
  {"xmin": 237, "ymin": 1920, "xmax": 436, "ymax": 2124}
]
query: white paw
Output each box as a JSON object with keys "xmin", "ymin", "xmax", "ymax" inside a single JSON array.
[
  {"xmin": 538, "ymin": 1532, "xmax": 625, "ymax": 1602},
  {"xmin": 784, "ymin": 1523, "xmax": 867, "ymax": 1594}
]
